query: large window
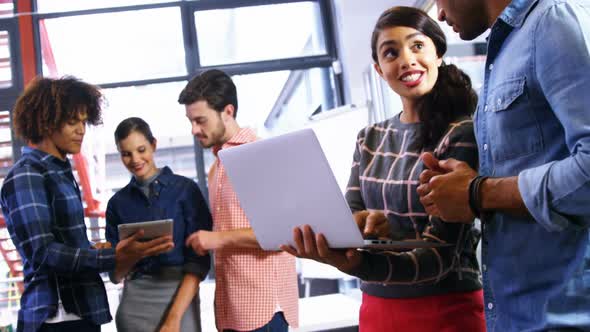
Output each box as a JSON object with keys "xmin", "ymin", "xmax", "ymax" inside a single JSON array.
[
  {"xmin": 100, "ymin": 81, "xmax": 194, "ymax": 191},
  {"xmin": 0, "ymin": 15, "xmax": 22, "ymax": 105},
  {"xmin": 32, "ymin": 0, "xmax": 341, "ymax": 198},
  {"xmin": 0, "ymin": 8, "xmax": 24, "ymax": 177},
  {"xmin": 0, "ymin": 109, "xmax": 12, "ymax": 189},
  {"xmin": 35, "ymin": 0, "xmax": 176, "ymax": 13},
  {"xmin": 0, "ymin": 1, "xmax": 13, "ymax": 18},
  {"xmin": 0, "ymin": 31, "xmax": 12, "ymax": 89},
  {"xmin": 194, "ymin": 2, "xmax": 327, "ymax": 66},
  {"xmin": 4, "ymin": 1, "xmax": 348, "ymax": 329},
  {"xmin": 0, "ymin": 3, "xmax": 23, "ymax": 321},
  {"xmin": 39, "ymin": 7, "xmax": 187, "ymax": 84}
]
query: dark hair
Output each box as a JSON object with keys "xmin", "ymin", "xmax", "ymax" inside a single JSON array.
[
  {"xmin": 114, "ymin": 117, "xmax": 156, "ymax": 145},
  {"xmin": 371, "ymin": 6, "xmax": 477, "ymax": 147},
  {"xmin": 177, "ymin": 69, "xmax": 238, "ymax": 118},
  {"xmin": 12, "ymin": 76, "xmax": 103, "ymax": 144}
]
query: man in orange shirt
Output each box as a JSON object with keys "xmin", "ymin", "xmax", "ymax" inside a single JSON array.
[{"xmin": 178, "ymin": 69, "xmax": 299, "ymax": 332}]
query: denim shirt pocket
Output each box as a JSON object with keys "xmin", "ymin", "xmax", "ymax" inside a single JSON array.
[{"xmin": 487, "ymin": 76, "xmax": 543, "ymax": 163}]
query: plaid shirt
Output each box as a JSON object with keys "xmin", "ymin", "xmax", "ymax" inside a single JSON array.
[
  {"xmin": 210, "ymin": 128, "xmax": 299, "ymax": 331},
  {"xmin": 0, "ymin": 147, "xmax": 115, "ymax": 332},
  {"xmin": 346, "ymin": 115, "xmax": 482, "ymax": 298}
]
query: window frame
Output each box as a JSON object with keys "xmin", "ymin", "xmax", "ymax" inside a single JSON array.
[
  {"xmin": 0, "ymin": 17, "xmax": 23, "ymax": 109},
  {"xmin": 0, "ymin": 7, "xmax": 25, "ymax": 162},
  {"xmin": 30, "ymin": 0, "xmax": 344, "ymax": 196}
]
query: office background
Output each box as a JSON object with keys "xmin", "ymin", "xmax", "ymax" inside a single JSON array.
[{"xmin": 0, "ymin": 1, "xmax": 487, "ymax": 330}]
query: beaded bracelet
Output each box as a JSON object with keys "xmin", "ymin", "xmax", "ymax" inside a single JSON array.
[{"xmin": 468, "ymin": 175, "xmax": 488, "ymax": 219}]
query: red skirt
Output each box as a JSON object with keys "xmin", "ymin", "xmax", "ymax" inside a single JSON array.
[{"xmin": 359, "ymin": 290, "xmax": 485, "ymax": 332}]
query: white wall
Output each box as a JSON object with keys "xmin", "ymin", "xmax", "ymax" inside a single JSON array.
[
  {"xmin": 333, "ymin": 0, "xmax": 418, "ymax": 106},
  {"xmin": 305, "ymin": 105, "xmax": 369, "ymax": 192}
]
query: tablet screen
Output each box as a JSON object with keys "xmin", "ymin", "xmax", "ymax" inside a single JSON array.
[{"xmin": 117, "ymin": 218, "xmax": 174, "ymax": 241}]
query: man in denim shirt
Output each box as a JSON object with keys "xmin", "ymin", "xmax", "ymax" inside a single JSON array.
[{"xmin": 417, "ymin": 0, "xmax": 590, "ymax": 331}]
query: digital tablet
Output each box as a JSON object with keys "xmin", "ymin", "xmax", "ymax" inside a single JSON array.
[{"xmin": 118, "ymin": 218, "xmax": 174, "ymax": 241}]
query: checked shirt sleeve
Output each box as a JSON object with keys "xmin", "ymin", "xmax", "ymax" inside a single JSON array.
[{"xmin": 2, "ymin": 165, "xmax": 115, "ymax": 275}]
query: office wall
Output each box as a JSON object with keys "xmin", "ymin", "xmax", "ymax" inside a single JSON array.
[
  {"xmin": 305, "ymin": 104, "xmax": 369, "ymax": 192},
  {"xmin": 333, "ymin": 0, "xmax": 417, "ymax": 106}
]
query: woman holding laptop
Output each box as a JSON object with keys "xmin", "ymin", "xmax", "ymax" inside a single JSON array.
[
  {"xmin": 282, "ymin": 6, "xmax": 484, "ymax": 332},
  {"xmin": 106, "ymin": 117, "xmax": 212, "ymax": 332}
]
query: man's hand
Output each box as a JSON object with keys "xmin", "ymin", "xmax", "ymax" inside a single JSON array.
[
  {"xmin": 417, "ymin": 152, "xmax": 476, "ymax": 223},
  {"xmin": 353, "ymin": 210, "xmax": 390, "ymax": 238},
  {"xmin": 114, "ymin": 230, "xmax": 174, "ymax": 281},
  {"xmin": 280, "ymin": 225, "xmax": 362, "ymax": 274},
  {"xmin": 185, "ymin": 230, "xmax": 223, "ymax": 256}
]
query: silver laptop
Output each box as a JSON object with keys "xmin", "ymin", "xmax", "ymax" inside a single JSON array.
[{"xmin": 218, "ymin": 128, "xmax": 451, "ymax": 251}]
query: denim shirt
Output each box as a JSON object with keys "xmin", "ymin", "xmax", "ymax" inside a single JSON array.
[
  {"xmin": 476, "ymin": 0, "xmax": 590, "ymax": 330},
  {"xmin": 106, "ymin": 166, "xmax": 212, "ymax": 280}
]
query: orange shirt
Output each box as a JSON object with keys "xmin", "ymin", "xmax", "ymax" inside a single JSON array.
[{"xmin": 210, "ymin": 128, "xmax": 299, "ymax": 331}]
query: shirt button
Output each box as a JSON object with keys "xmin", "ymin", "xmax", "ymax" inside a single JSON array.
[
  {"xmin": 489, "ymin": 63, "xmax": 494, "ymax": 71},
  {"xmin": 482, "ymin": 264, "xmax": 487, "ymax": 272},
  {"xmin": 483, "ymin": 143, "xmax": 488, "ymax": 151},
  {"xmin": 484, "ymin": 104, "xmax": 488, "ymax": 112},
  {"xmin": 497, "ymin": 98, "xmax": 502, "ymax": 106},
  {"xmin": 488, "ymin": 302, "xmax": 494, "ymax": 310},
  {"xmin": 217, "ymin": 207, "xmax": 221, "ymax": 212}
]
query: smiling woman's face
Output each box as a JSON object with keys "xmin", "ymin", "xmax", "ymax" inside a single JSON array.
[
  {"xmin": 374, "ymin": 26, "xmax": 442, "ymax": 104},
  {"xmin": 117, "ymin": 130, "xmax": 158, "ymax": 182}
]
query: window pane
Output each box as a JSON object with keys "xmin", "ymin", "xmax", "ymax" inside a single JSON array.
[
  {"xmin": 0, "ymin": 110, "xmax": 13, "ymax": 187},
  {"xmin": 195, "ymin": 2, "xmax": 327, "ymax": 66},
  {"xmin": 0, "ymin": 1, "xmax": 14, "ymax": 18},
  {"xmin": 201, "ymin": 67, "xmax": 336, "ymax": 178},
  {"xmin": 40, "ymin": 7, "xmax": 186, "ymax": 84},
  {"xmin": 100, "ymin": 81, "xmax": 195, "ymax": 194},
  {"xmin": 445, "ymin": 55, "xmax": 486, "ymax": 93},
  {"xmin": 233, "ymin": 68, "xmax": 336, "ymax": 136},
  {"xmin": 35, "ymin": 0, "xmax": 176, "ymax": 13},
  {"xmin": 0, "ymin": 31, "xmax": 12, "ymax": 89}
]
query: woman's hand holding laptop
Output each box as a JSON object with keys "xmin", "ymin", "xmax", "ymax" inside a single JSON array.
[
  {"xmin": 280, "ymin": 210, "xmax": 396, "ymax": 273},
  {"xmin": 280, "ymin": 210, "xmax": 393, "ymax": 273},
  {"xmin": 280, "ymin": 225, "xmax": 363, "ymax": 274}
]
